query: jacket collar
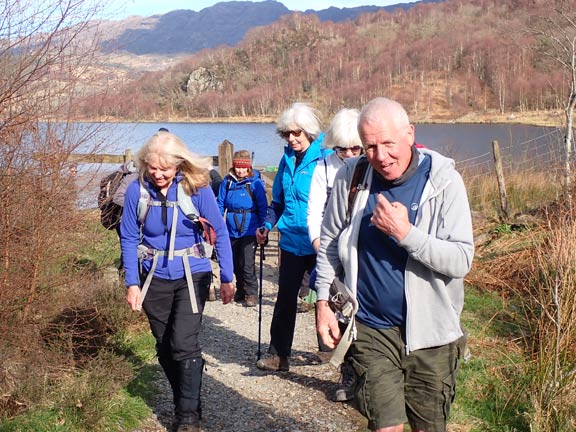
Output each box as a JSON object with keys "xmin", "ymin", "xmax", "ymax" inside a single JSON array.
[{"xmin": 284, "ymin": 132, "xmax": 325, "ymax": 169}]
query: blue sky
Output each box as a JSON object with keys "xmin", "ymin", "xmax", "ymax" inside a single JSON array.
[{"xmin": 109, "ymin": 0, "xmax": 413, "ymax": 19}]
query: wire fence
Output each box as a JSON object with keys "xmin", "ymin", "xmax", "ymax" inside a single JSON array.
[{"xmin": 457, "ymin": 128, "xmax": 567, "ymax": 219}]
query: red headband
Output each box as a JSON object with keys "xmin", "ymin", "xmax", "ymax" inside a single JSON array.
[{"xmin": 233, "ymin": 158, "xmax": 251, "ymax": 169}]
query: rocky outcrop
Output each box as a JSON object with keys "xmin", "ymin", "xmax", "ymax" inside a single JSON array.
[{"xmin": 182, "ymin": 67, "xmax": 223, "ymax": 97}]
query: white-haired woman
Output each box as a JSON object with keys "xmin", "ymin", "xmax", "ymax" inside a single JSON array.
[
  {"xmin": 307, "ymin": 108, "xmax": 363, "ymax": 252},
  {"xmin": 305, "ymin": 108, "xmax": 363, "ymax": 402},
  {"xmin": 255, "ymin": 102, "xmax": 328, "ymax": 372},
  {"xmin": 120, "ymin": 131, "xmax": 234, "ymax": 432}
]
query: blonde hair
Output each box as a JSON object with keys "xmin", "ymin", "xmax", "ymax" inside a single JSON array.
[
  {"xmin": 136, "ymin": 131, "xmax": 211, "ymax": 195},
  {"xmin": 323, "ymin": 108, "xmax": 362, "ymax": 150}
]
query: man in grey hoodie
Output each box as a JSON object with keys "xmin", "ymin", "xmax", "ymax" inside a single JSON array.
[{"xmin": 315, "ymin": 97, "xmax": 474, "ymax": 432}]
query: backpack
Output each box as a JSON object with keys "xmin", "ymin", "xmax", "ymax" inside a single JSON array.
[
  {"xmin": 97, "ymin": 161, "xmax": 138, "ymax": 230},
  {"xmin": 98, "ymin": 171, "xmax": 129, "ymax": 230}
]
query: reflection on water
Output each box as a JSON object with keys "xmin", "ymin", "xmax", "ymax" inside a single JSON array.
[{"xmin": 84, "ymin": 121, "xmax": 562, "ymax": 168}]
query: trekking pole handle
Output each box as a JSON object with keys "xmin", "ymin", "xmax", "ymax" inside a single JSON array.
[
  {"xmin": 258, "ymin": 227, "xmax": 269, "ymax": 246},
  {"xmin": 258, "ymin": 227, "xmax": 267, "ymax": 260}
]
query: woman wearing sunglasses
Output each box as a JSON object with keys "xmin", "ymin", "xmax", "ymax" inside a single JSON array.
[
  {"xmin": 256, "ymin": 102, "xmax": 328, "ymax": 372},
  {"xmin": 306, "ymin": 108, "xmax": 363, "ymax": 402},
  {"xmin": 307, "ymin": 108, "xmax": 363, "ymax": 254}
]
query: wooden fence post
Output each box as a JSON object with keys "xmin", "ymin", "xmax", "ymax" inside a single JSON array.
[
  {"xmin": 492, "ymin": 140, "xmax": 509, "ymax": 221},
  {"xmin": 218, "ymin": 140, "xmax": 234, "ymax": 176},
  {"xmin": 124, "ymin": 149, "xmax": 133, "ymax": 163}
]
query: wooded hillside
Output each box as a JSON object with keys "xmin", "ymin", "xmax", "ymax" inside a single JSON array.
[{"xmin": 75, "ymin": 0, "xmax": 569, "ymax": 122}]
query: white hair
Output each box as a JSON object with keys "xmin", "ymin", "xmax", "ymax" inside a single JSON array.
[
  {"xmin": 359, "ymin": 97, "xmax": 410, "ymax": 130},
  {"xmin": 323, "ymin": 108, "xmax": 362, "ymax": 149},
  {"xmin": 276, "ymin": 102, "xmax": 322, "ymax": 142}
]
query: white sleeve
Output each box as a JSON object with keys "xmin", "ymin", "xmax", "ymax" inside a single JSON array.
[{"xmin": 307, "ymin": 162, "xmax": 328, "ymax": 244}]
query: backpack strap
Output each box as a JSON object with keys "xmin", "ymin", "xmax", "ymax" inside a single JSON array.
[
  {"xmin": 138, "ymin": 182, "xmax": 212, "ymax": 260},
  {"xmin": 224, "ymin": 177, "xmax": 258, "ymax": 234},
  {"xmin": 138, "ymin": 183, "xmax": 201, "ymax": 221},
  {"xmin": 244, "ymin": 182, "xmax": 255, "ymax": 203},
  {"xmin": 136, "ymin": 182, "xmax": 215, "ymax": 313},
  {"xmin": 225, "ymin": 176, "xmax": 255, "ymax": 204},
  {"xmin": 346, "ymin": 156, "xmax": 370, "ymax": 224},
  {"xmin": 225, "ymin": 176, "xmax": 233, "ymax": 195}
]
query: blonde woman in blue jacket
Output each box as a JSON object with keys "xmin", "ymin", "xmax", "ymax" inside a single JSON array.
[{"xmin": 120, "ymin": 131, "xmax": 234, "ymax": 432}]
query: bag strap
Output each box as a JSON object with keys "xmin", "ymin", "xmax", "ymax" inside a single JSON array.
[
  {"xmin": 346, "ymin": 156, "xmax": 370, "ymax": 224},
  {"xmin": 138, "ymin": 182, "xmax": 200, "ymax": 223}
]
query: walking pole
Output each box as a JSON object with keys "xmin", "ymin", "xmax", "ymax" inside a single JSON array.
[{"xmin": 257, "ymin": 228, "xmax": 267, "ymax": 361}]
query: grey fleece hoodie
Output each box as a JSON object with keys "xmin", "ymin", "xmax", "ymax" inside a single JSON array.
[{"xmin": 315, "ymin": 148, "xmax": 474, "ymax": 354}]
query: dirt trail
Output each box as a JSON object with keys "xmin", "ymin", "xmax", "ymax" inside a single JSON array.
[{"xmin": 132, "ymin": 235, "xmax": 368, "ymax": 432}]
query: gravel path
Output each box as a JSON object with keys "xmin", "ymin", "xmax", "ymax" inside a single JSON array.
[{"xmin": 132, "ymin": 236, "xmax": 369, "ymax": 432}]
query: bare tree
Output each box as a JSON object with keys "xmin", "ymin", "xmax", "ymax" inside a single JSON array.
[
  {"xmin": 0, "ymin": 0, "xmax": 107, "ymax": 335},
  {"xmin": 528, "ymin": 1, "xmax": 576, "ymax": 202}
]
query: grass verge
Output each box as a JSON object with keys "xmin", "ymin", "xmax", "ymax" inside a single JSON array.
[{"xmin": 0, "ymin": 329, "xmax": 158, "ymax": 432}]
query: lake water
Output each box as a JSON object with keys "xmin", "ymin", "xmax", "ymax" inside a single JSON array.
[
  {"xmin": 77, "ymin": 121, "xmax": 564, "ymax": 169},
  {"xmin": 72, "ymin": 121, "xmax": 564, "ymax": 209}
]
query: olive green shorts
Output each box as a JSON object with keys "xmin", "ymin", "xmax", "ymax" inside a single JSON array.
[{"xmin": 349, "ymin": 322, "xmax": 465, "ymax": 432}]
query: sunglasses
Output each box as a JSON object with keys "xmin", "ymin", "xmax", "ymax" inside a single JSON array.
[
  {"xmin": 335, "ymin": 146, "xmax": 363, "ymax": 154},
  {"xmin": 279, "ymin": 129, "xmax": 303, "ymax": 139}
]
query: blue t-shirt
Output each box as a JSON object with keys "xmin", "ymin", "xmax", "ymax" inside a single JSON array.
[{"xmin": 356, "ymin": 154, "xmax": 431, "ymax": 329}]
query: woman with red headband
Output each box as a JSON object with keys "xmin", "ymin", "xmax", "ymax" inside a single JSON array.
[{"xmin": 217, "ymin": 150, "xmax": 268, "ymax": 307}]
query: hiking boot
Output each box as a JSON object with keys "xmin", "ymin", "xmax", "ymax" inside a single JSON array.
[
  {"xmin": 245, "ymin": 295, "xmax": 257, "ymax": 307},
  {"xmin": 256, "ymin": 355, "xmax": 289, "ymax": 372},
  {"xmin": 297, "ymin": 301, "xmax": 314, "ymax": 313},
  {"xmin": 311, "ymin": 350, "xmax": 333, "ymax": 365},
  {"xmin": 333, "ymin": 360, "xmax": 356, "ymax": 402},
  {"xmin": 176, "ymin": 422, "xmax": 201, "ymax": 432},
  {"xmin": 208, "ymin": 286, "xmax": 216, "ymax": 302}
]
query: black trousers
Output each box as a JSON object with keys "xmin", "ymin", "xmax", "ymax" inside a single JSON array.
[
  {"xmin": 231, "ymin": 235, "xmax": 258, "ymax": 298},
  {"xmin": 142, "ymin": 272, "xmax": 211, "ymax": 361},
  {"xmin": 269, "ymin": 249, "xmax": 316, "ymax": 357}
]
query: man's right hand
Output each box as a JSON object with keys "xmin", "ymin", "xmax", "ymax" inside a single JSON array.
[
  {"xmin": 126, "ymin": 285, "xmax": 142, "ymax": 311},
  {"xmin": 316, "ymin": 300, "xmax": 341, "ymax": 349},
  {"xmin": 256, "ymin": 227, "xmax": 269, "ymax": 245}
]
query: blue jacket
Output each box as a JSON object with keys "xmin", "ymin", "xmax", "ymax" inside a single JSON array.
[
  {"xmin": 120, "ymin": 174, "xmax": 234, "ymax": 288},
  {"xmin": 217, "ymin": 171, "xmax": 268, "ymax": 238},
  {"xmin": 264, "ymin": 133, "xmax": 330, "ymax": 256}
]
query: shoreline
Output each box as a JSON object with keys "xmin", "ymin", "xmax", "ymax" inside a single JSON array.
[{"xmin": 72, "ymin": 110, "xmax": 564, "ymax": 128}]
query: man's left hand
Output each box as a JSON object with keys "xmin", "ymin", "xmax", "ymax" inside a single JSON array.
[{"xmin": 371, "ymin": 194, "xmax": 411, "ymax": 241}]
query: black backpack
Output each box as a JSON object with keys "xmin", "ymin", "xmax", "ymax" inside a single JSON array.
[{"xmin": 98, "ymin": 170, "xmax": 129, "ymax": 230}]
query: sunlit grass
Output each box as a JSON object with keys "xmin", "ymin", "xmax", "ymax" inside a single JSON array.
[
  {"xmin": 459, "ymin": 216, "xmax": 576, "ymax": 431},
  {"xmin": 452, "ymin": 286, "xmax": 531, "ymax": 431},
  {"xmin": 463, "ymin": 168, "xmax": 561, "ymax": 219}
]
